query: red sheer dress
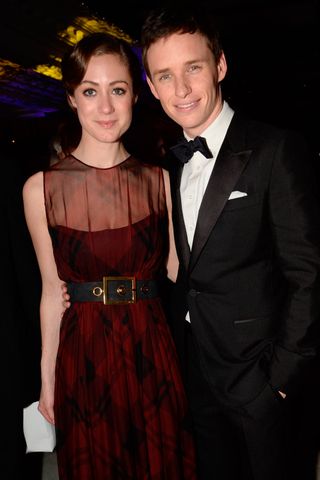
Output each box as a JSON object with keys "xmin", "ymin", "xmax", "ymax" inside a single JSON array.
[{"xmin": 44, "ymin": 154, "xmax": 197, "ymax": 480}]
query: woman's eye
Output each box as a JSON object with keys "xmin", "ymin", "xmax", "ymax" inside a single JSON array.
[
  {"xmin": 112, "ymin": 87, "xmax": 126, "ymax": 96},
  {"xmin": 83, "ymin": 89, "xmax": 96, "ymax": 97}
]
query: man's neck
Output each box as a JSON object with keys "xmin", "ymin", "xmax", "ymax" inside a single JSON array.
[{"xmin": 184, "ymin": 100, "xmax": 226, "ymax": 139}]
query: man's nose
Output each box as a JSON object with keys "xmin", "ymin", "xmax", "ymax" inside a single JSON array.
[{"xmin": 174, "ymin": 77, "xmax": 192, "ymax": 98}]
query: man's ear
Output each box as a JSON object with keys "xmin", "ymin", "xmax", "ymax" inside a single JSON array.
[
  {"xmin": 217, "ymin": 52, "xmax": 227, "ymax": 82},
  {"xmin": 146, "ymin": 76, "xmax": 160, "ymax": 100}
]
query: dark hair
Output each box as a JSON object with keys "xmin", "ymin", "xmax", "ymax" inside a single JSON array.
[
  {"xmin": 61, "ymin": 32, "xmax": 142, "ymax": 97},
  {"xmin": 141, "ymin": 6, "xmax": 223, "ymax": 78}
]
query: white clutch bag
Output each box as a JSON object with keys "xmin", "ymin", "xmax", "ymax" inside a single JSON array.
[{"xmin": 23, "ymin": 401, "xmax": 56, "ymax": 453}]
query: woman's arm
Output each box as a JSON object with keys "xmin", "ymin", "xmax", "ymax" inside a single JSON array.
[
  {"xmin": 23, "ymin": 172, "xmax": 65, "ymax": 424},
  {"xmin": 162, "ymin": 169, "xmax": 179, "ymax": 283}
]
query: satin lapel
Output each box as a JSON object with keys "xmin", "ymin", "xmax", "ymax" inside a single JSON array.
[
  {"xmin": 189, "ymin": 141, "xmax": 252, "ymax": 273},
  {"xmin": 171, "ymin": 164, "xmax": 190, "ymax": 272}
]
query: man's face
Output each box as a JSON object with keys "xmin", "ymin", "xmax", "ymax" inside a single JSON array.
[{"xmin": 146, "ymin": 32, "xmax": 227, "ymax": 138}]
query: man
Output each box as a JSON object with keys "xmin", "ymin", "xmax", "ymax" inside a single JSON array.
[{"xmin": 140, "ymin": 6, "xmax": 320, "ymax": 480}]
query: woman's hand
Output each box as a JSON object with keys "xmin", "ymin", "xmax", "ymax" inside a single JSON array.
[
  {"xmin": 61, "ymin": 282, "xmax": 71, "ymax": 309},
  {"xmin": 38, "ymin": 380, "xmax": 55, "ymax": 425}
]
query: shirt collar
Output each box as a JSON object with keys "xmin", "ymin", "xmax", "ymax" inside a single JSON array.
[{"xmin": 184, "ymin": 101, "xmax": 234, "ymax": 156}]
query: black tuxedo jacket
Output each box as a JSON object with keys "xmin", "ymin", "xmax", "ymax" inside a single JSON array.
[{"xmin": 170, "ymin": 113, "xmax": 320, "ymax": 408}]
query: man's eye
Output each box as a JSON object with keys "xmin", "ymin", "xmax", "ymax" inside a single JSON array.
[
  {"xmin": 188, "ymin": 65, "xmax": 201, "ymax": 72},
  {"xmin": 159, "ymin": 73, "xmax": 170, "ymax": 81}
]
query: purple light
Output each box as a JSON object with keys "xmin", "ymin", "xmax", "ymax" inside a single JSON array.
[{"xmin": 0, "ymin": 67, "xmax": 65, "ymax": 118}]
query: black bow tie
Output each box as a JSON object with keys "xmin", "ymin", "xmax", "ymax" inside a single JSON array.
[{"xmin": 170, "ymin": 136, "xmax": 213, "ymax": 164}]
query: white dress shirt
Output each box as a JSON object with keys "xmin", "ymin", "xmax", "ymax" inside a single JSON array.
[{"xmin": 180, "ymin": 101, "xmax": 234, "ymax": 321}]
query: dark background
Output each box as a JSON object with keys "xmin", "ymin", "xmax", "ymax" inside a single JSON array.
[
  {"xmin": 0, "ymin": 0, "xmax": 319, "ymax": 170},
  {"xmin": 0, "ymin": 3, "xmax": 319, "ymax": 478}
]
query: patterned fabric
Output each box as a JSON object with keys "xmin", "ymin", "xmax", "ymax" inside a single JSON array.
[{"xmin": 44, "ymin": 155, "xmax": 197, "ymax": 480}]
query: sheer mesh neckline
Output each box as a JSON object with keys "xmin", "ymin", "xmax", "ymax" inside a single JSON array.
[
  {"xmin": 70, "ymin": 153, "xmax": 132, "ymax": 170},
  {"xmin": 45, "ymin": 155, "xmax": 166, "ymax": 232}
]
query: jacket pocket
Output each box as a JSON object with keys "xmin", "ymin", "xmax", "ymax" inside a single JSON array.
[
  {"xmin": 233, "ymin": 315, "xmax": 276, "ymax": 341},
  {"xmin": 223, "ymin": 192, "xmax": 262, "ymax": 211}
]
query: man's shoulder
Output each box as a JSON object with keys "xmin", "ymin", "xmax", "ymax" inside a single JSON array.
[
  {"xmin": 230, "ymin": 111, "xmax": 306, "ymax": 147},
  {"xmin": 232, "ymin": 111, "xmax": 283, "ymax": 134}
]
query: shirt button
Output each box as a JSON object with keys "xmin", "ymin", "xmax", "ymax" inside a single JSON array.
[{"xmin": 189, "ymin": 289, "xmax": 198, "ymax": 297}]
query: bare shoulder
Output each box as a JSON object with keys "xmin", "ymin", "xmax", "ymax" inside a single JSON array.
[
  {"xmin": 161, "ymin": 168, "xmax": 170, "ymax": 190},
  {"xmin": 22, "ymin": 171, "xmax": 45, "ymax": 221},
  {"xmin": 23, "ymin": 171, "xmax": 43, "ymax": 200},
  {"xmin": 161, "ymin": 168, "xmax": 169, "ymax": 181}
]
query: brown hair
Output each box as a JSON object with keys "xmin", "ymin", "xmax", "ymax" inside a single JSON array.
[
  {"xmin": 141, "ymin": 6, "xmax": 223, "ymax": 78},
  {"xmin": 61, "ymin": 32, "xmax": 142, "ymax": 97}
]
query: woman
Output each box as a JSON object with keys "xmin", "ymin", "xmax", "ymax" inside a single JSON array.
[{"xmin": 23, "ymin": 33, "xmax": 196, "ymax": 479}]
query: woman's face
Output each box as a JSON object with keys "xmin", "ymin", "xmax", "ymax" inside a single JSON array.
[{"xmin": 69, "ymin": 53, "xmax": 136, "ymax": 145}]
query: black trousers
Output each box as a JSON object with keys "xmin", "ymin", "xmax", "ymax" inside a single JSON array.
[{"xmin": 184, "ymin": 323, "xmax": 303, "ymax": 480}]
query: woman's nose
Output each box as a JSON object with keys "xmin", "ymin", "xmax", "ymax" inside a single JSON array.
[{"xmin": 99, "ymin": 94, "xmax": 115, "ymax": 114}]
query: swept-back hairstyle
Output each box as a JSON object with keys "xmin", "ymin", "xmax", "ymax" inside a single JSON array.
[
  {"xmin": 141, "ymin": 5, "xmax": 223, "ymax": 78},
  {"xmin": 61, "ymin": 32, "xmax": 142, "ymax": 97}
]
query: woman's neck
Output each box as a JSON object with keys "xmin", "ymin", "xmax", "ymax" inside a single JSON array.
[{"xmin": 72, "ymin": 140, "xmax": 129, "ymax": 168}]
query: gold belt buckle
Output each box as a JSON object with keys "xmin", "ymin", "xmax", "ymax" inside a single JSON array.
[{"xmin": 102, "ymin": 276, "xmax": 136, "ymax": 305}]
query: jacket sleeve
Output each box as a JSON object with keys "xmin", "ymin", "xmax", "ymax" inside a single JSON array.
[{"xmin": 268, "ymin": 130, "xmax": 320, "ymax": 394}]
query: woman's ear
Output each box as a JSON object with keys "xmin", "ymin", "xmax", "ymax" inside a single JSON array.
[{"xmin": 67, "ymin": 94, "xmax": 77, "ymax": 111}]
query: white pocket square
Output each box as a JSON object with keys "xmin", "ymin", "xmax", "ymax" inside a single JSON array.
[{"xmin": 228, "ymin": 190, "xmax": 247, "ymax": 200}]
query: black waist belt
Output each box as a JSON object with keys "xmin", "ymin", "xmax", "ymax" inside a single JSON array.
[{"xmin": 67, "ymin": 276, "xmax": 159, "ymax": 305}]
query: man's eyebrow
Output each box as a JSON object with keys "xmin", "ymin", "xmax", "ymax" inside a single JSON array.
[
  {"xmin": 152, "ymin": 59, "xmax": 205, "ymax": 76},
  {"xmin": 152, "ymin": 67, "xmax": 170, "ymax": 76}
]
